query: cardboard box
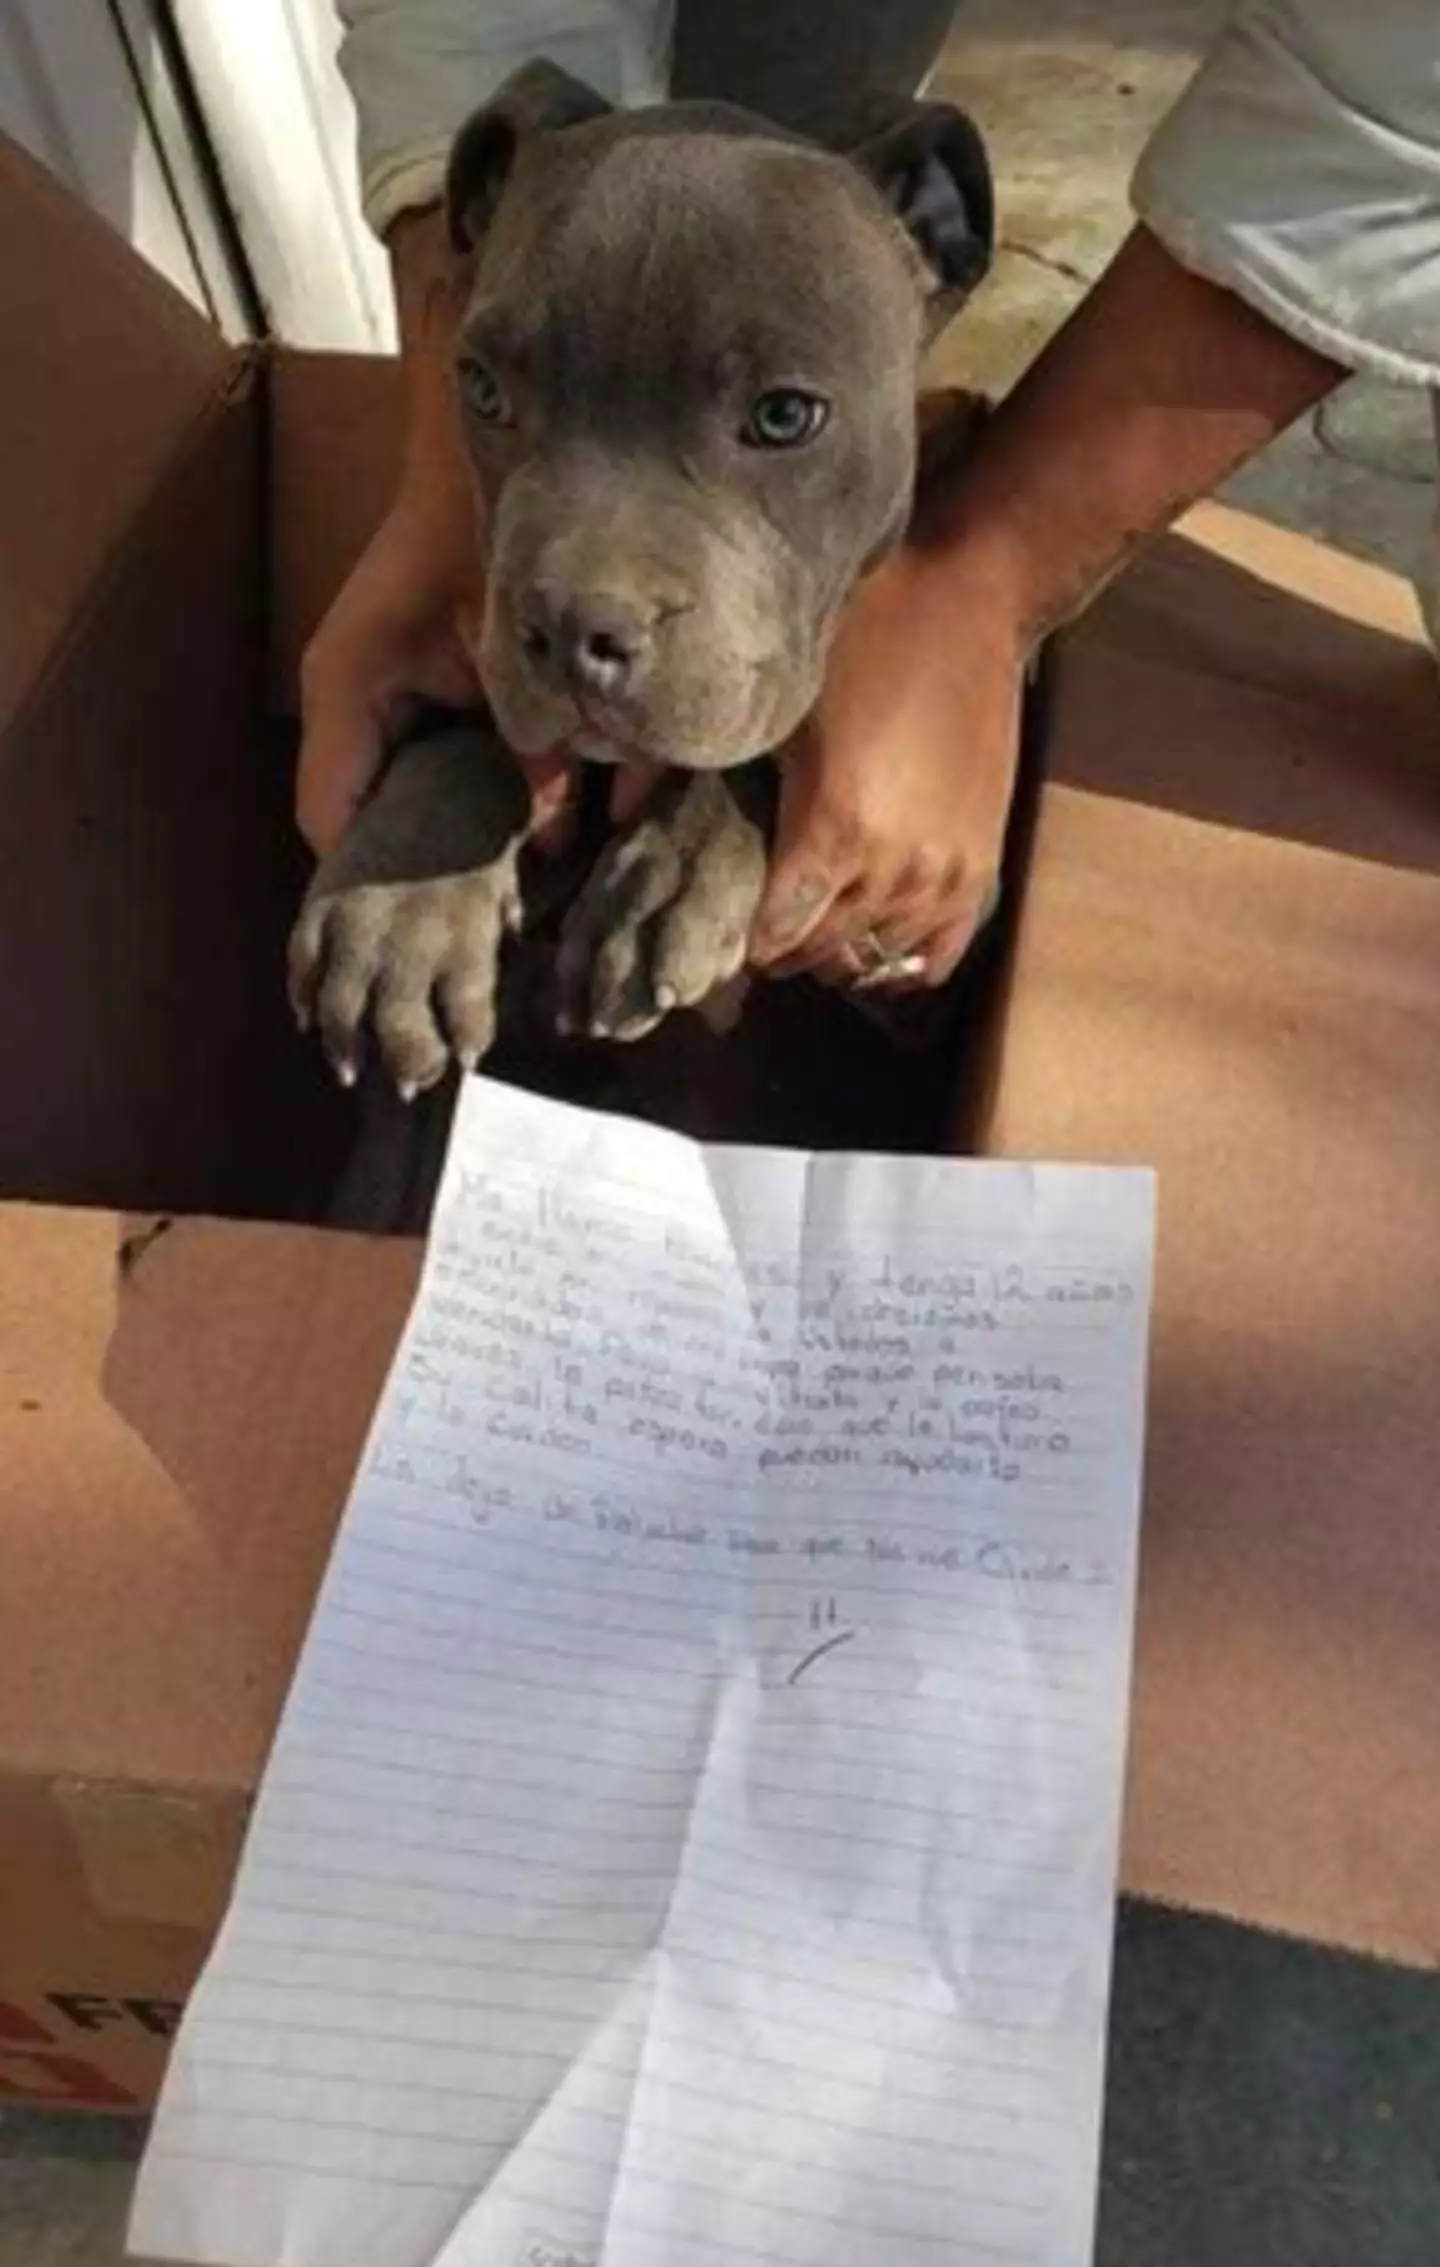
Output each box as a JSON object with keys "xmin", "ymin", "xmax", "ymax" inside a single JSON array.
[{"xmin": 3, "ymin": 133, "xmax": 1439, "ymax": 2115}]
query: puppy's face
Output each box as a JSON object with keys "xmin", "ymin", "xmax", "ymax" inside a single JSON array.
[{"xmin": 449, "ymin": 72, "xmax": 992, "ymax": 771}]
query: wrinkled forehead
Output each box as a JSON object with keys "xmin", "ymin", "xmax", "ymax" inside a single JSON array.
[{"xmin": 470, "ymin": 128, "xmax": 923, "ymax": 387}]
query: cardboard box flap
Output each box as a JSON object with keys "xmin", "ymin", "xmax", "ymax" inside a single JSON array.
[
  {"xmin": 984, "ymin": 519, "xmax": 1440, "ymax": 1966},
  {"xmin": 0, "ymin": 133, "xmax": 236, "ymax": 733},
  {"xmin": 986, "ymin": 786, "xmax": 1440, "ymax": 1969},
  {"xmin": 1055, "ymin": 504, "xmax": 1440, "ymax": 873},
  {"xmin": 0, "ymin": 1205, "xmax": 417, "ymax": 1796}
]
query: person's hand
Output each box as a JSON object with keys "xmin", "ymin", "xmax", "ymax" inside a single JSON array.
[
  {"xmin": 748, "ymin": 543, "xmax": 1026, "ymax": 990},
  {"xmin": 295, "ymin": 497, "xmax": 484, "ymax": 857}
]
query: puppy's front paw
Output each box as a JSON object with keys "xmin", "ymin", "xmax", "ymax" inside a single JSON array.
[
  {"xmin": 288, "ymin": 859, "xmax": 519, "ymax": 1096},
  {"xmin": 557, "ymin": 772, "xmax": 767, "ymax": 1042}
]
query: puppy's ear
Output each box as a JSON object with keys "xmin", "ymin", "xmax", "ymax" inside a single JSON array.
[
  {"xmin": 446, "ymin": 60, "xmax": 612, "ymax": 253},
  {"xmin": 854, "ymin": 102, "xmax": 993, "ymax": 313}
]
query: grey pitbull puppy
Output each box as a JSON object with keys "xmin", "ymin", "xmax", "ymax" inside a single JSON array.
[{"xmin": 290, "ymin": 63, "xmax": 993, "ymax": 1094}]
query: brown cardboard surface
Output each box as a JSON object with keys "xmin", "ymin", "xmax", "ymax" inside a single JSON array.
[
  {"xmin": 0, "ymin": 1778, "xmax": 211, "ymax": 2112},
  {"xmin": 983, "ymin": 510, "xmax": 1440, "ymax": 1966},
  {"xmin": 1051, "ymin": 500, "xmax": 1439, "ymax": 868},
  {"xmin": 0, "ymin": 379, "xmax": 326, "ymax": 1220},
  {"xmin": 987, "ymin": 789, "xmax": 1440, "ymax": 1967},
  {"xmin": 0, "ymin": 1211, "xmax": 418, "ymax": 2109},
  {"xmin": 0, "ymin": 1208, "xmax": 418, "ymax": 1795},
  {"xmin": 0, "ymin": 163, "xmax": 359, "ymax": 1217},
  {"xmin": 1, "ymin": 1974, "xmax": 185, "ymax": 2113},
  {"xmin": 0, "ymin": 136, "xmax": 234, "ymax": 735}
]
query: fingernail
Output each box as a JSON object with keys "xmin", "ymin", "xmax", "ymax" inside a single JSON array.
[
  {"xmin": 457, "ymin": 1050, "xmax": 480, "ymax": 1076},
  {"xmin": 757, "ymin": 875, "xmax": 827, "ymax": 946},
  {"xmin": 335, "ymin": 1060, "xmax": 357, "ymax": 1089},
  {"xmin": 654, "ymin": 983, "xmax": 677, "ymax": 1012},
  {"xmin": 750, "ymin": 914, "xmax": 803, "ymax": 961},
  {"xmin": 397, "ymin": 1079, "xmax": 417, "ymax": 1104}
]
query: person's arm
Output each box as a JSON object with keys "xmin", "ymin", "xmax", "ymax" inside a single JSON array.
[
  {"xmin": 750, "ymin": 226, "xmax": 1345, "ymax": 980},
  {"xmin": 386, "ymin": 205, "xmax": 474, "ymax": 522},
  {"xmin": 921, "ymin": 228, "xmax": 1345, "ymax": 647},
  {"xmin": 337, "ymin": 0, "xmax": 670, "ymax": 240},
  {"xmin": 752, "ymin": 0, "xmax": 1440, "ymax": 984},
  {"xmin": 294, "ymin": 203, "xmax": 480, "ymax": 854}
]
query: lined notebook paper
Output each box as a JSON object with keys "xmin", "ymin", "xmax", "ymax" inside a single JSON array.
[{"xmin": 131, "ymin": 1079, "xmax": 1154, "ymax": 2267}]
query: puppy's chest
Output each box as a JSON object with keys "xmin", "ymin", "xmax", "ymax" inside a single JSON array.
[{"xmin": 502, "ymin": 767, "xmax": 626, "ymax": 1034}]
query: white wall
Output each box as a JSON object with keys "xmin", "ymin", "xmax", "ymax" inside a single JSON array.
[
  {"xmin": 170, "ymin": 0, "xmax": 396, "ymax": 351},
  {"xmin": 0, "ymin": 1, "xmax": 214, "ymax": 320},
  {"xmin": 0, "ymin": 0, "xmax": 392, "ymax": 351}
]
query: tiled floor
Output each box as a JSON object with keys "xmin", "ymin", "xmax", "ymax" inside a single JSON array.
[{"xmin": 5, "ymin": 4, "xmax": 1436, "ymax": 2262}]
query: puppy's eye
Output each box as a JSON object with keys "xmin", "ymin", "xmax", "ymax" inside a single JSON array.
[
  {"xmin": 458, "ymin": 355, "xmax": 510, "ymax": 425},
  {"xmin": 743, "ymin": 388, "xmax": 829, "ymax": 449}
]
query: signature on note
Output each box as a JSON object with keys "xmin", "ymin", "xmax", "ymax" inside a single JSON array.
[
  {"xmin": 523, "ymin": 2235, "xmax": 596, "ymax": 2267},
  {"xmin": 788, "ymin": 1595, "xmax": 856, "ymax": 1685}
]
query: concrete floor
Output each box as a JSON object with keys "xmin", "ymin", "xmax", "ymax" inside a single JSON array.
[
  {"xmin": 7, "ymin": 1903, "xmax": 1440, "ymax": 2267},
  {"xmin": 931, "ymin": 0, "xmax": 1436, "ymax": 589},
  {"xmin": 4, "ymin": 4, "xmax": 1436, "ymax": 2263}
]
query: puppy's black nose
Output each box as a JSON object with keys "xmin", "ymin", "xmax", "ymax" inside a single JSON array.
[
  {"xmin": 519, "ymin": 591, "xmax": 649, "ymax": 700},
  {"xmin": 566, "ymin": 616, "xmax": 636, "ymax": 697}
]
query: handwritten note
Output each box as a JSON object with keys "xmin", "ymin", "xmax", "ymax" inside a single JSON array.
[{"xmin": 130, "ymin": 1078, "xmax": 1154, "ymax": 2267}]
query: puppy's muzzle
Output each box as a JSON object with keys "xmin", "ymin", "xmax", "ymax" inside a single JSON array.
[{"xmin": 517, "ymin": 584, "xmax": 655, "ymax": 706}]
